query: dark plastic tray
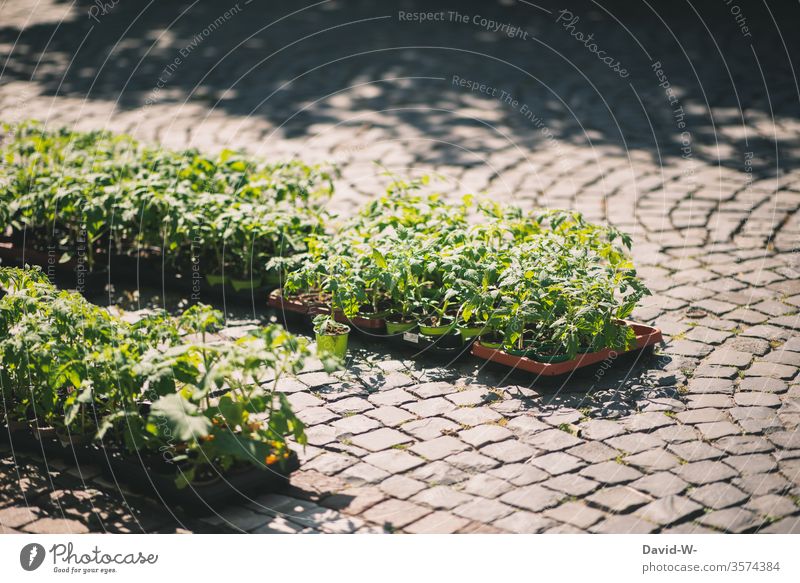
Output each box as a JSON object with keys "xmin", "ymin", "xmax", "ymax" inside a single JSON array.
[
  {"xmin": 99, "ymin": 450, "xmax": 299, "ymax": 513},
  {"xmin": 0, "ymin": 239, "xmax": 277, "ymax": 303},
  {"xmin": 1, "ymin": 424, "xmax": 298, "ymax": 513}
]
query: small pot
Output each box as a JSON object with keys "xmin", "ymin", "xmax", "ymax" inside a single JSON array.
[
  {"xmin": 4, "ymin": 418, "xmax": 28, "ymax": 434},
  {"xmin": 358, "ymin": 308, "xmax": 391, "ymax": 321},
  {"xmin": 263, "ymin": 270, "xmax": 282, "ymax": 286},
  {"xmin": 385, "ymin": 320, "xmax": 417, "ymax": 335},
  {"xmin": 459, "ymin": 323, "xmax": 489, "ymax": 342},
  {"xmin": 478, "ymin": 331, "xmax": 504, "ymax": 350},
  {"xmin": 506, "ymin": 347, "xmax": 537, "ymax": 358},
  {"xmin": 56, "ymin": 432, "xmax": 88, "ymax": 447},
  {"xmin": 418, "ymin": 317, "xmax": 456, "ymax": 337},
  {"xmin": 527, "ymin": 343, "xmax": 572, "ymax": 362},
  {"xmin": 529, "ymin": 352, "xmax": 573, "ymax": 363},
  {"xmin": 315, "ymin": 325, "xmax": 350, "ymax": 359},
  {"xmin": 230, "ymin": 277, "xmax": 260, "ymax": 292},
  {"xmin": 33, "ymin": 426, "xmax": 56, "ymax": 441},
  {"xmin": 206, "ymin": 273, "xmax": 229, "ymax": 287}
]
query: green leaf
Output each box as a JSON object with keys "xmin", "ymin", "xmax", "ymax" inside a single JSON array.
[
  {"xmin": 218, "ymin": 394, "xmax": 244, "ymax": 427},
  {"xmin": 148, "ymin": 394, "xmax": 212, "ymax": 441},
  {"xmin": 371, "ymin": 248, "xmax": 387, "ymax": 269}
]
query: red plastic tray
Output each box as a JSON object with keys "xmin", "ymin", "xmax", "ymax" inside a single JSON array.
[
  {"xmin": 267, "ymin": 289, "xmax": 386, "ymax": 330},
  {"xmin": 470, "ymin": 322, "xmax": 662, "ymax": 376},
  {"xmin": 267, "ymin": 289, "xmax": 310, "ymax": 315}
]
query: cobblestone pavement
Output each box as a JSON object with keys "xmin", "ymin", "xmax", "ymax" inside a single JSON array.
[{"xmin": 1, "ymin": 0, "xmax": 800, "ymax": 534}]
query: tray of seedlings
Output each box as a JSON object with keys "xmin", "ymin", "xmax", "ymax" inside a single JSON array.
[
  {"xmin": 272, "ymin": 177, "xmax": 659, "ymax": 372},
  {"xmin": 0, "ymin": 121, "xmax": 335, "ymax": 302},
  {"xmin": 0, "ymin": 267, "xmax": 308, "ymax": 513},
  {"xmin": 471, "ymin": 322, "xmax": 662, "ymax": 376}
]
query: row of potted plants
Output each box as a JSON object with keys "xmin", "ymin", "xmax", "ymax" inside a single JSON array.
[
  {"xmin": 0, "ymin": 267, "xmax": 308, "ymax": 505},
  {"xmin": 0, "ymin": 121, "xmax": 336, "ymax": 289},
  {"xmin": 282, "ymin": 176, "xmax": 651, "ymax": 363}
]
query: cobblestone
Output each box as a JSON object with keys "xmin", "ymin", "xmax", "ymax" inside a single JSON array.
[
  {"xmin": 2, "ymin": 0, "xmax": 799, "ymax": 534},
  {"xmin": 500, "ymin": 485, "xmax": 563, "ymax": 513},
  {"xmin": 404, "ymin": 511, "xmax": 470, "ymax": 534},
  {"xmin": 544, "ymin": 502, "xmax": 605, "ymax": 530},
  {"xmin": 410, "ymin": 436, "xmax": 468, "ymax": 461},
  {"xmin": 689, "ymin": 483, "xmax": 749, "ymax": 510},
  {"xmin": 586, "ymin": 487, "xmax": 652, "ymax": 513},
  {"xmin": 697, "ymin": 508, "xmax": 764, "ymax": 533},
  {"xmin": 635, "ymin": 496, "xmax": 703, "ymax": 526}
]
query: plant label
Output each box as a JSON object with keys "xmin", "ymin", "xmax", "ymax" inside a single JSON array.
[{"xmin": 402, "ymin": 331, "xmax": 419, "ymax": 344}]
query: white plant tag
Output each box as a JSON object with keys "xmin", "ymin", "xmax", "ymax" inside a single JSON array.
[{"xmin": 403, "ymin": 332, "xmax": 419, "ymax": 344}]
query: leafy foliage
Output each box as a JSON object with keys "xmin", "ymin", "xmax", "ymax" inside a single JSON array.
[
  {"xmin": 0, "ymin": 267, "xmax": 308, "ymax": 486},
  {"xmin": 0, "ymin": 121, "xmax": 336, "ymax": 278},
  {"xmin": 286, "ymin": 176, "xmax": 650, "ymax": 359}
]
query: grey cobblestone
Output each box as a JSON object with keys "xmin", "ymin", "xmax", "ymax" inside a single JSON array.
[
  {"xmin": 364, "ymin": 450, "xmax": 425, "ymax": 474},
  {"xmin": 586, "ymin": 487, "xmax": 652, "ymax": 513},
  {"xmin": 411, "ymin": 486, "xmax": 473, "ymax": 510},
  {"xmin": 529, "ymin": 452, "xmax": 585, "ymax": 476},
  {"xmin": 350, "ymin": 428, "xmax": 412, "ymax": 452},
  {"xmin": 493, "ymin": 512, "xmax": 554, "ymax": 534},
  {"xmin": 362, "ymin": 500, "xmax": 432, "ymax": 530},
  {"xmin": 590, "ymin": 515, "xmax": 657, "ymax": 534},
  {"xmin": 697, "ymin": 508, "xmax": 764, "ymax": 533},
  {"xmin": 480, "ymin": 440, "xmax": 538, "ymax": 464},
  {"xmin": 689, "ymin": 483, "xmax": 749, "ymax": 510},
  {"xmin": 675, "ymin": 461, "xmax": 738, "ymax": 485},
  {"xmin": 635, "ymin": 496, "xmax": 703, "ymax": 526},
  {"xmin": 541, "ymin": 474, "xmax": 598, "ymax": 497},
  {"xmin": 459, "ymin": 425, "xmax": 514, "ymax": 448},
  {"xmin": 410, "ymin": 436, "xmax": 468, "ymax": 461},
  {"xmin": 3, "ymin": 0, "xmax": 799, "ymax": 534},
  {"xmin": 453, "ymin": 498, "xmax": 514, "ymax": 523},
  {"xmin": 631, "ymin": 473, "xmax": 689, "ymax": 498},
  {"xmin": 379, "ymin": 475, "xmax": 427, "ymax": 500},
  {"xmin": 446, "ymin": 451, "xmax": 500, "ymax": 473},
  {"xmin": 500, "ymin": 485, "xmax": 563, "ymax": 513},
  {"xmin": 544, "ymin": 502, "xmax": 605, "ymax": 530},
  {"xmin": 404, "ymin": 511, "xmax": 470, "ymax": 534}
]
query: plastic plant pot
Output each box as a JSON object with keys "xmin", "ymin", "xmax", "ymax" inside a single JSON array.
[
  {"xmin": 359, "ymin": 308, "xmax": 391, "ymax": 320},
  {"xmin": 206, "ymin": 273, "xmax": 228, "ymax": 287},
  {"xmin": 460, "ymin": 324, "xmax": 489, "ymax": 342},
  {"xmin": 477, "ymin": 332, "xmax": 504, "ymax": 350},
  {"xmin": 334, "ymin": 311, "xmax": 386, "ymax": 331},
  {"xmin": 263, "ymin": 270, "xmax": 282, "ymax": 286},
  {"xmin": 230, "ymin": 277, "xmax": 261, "ymax": 292},
  {"xmin": 385, "ymin": 320, "xmax": 417, "ymax": 335},
  {"xmin": 526, "ymin": 342, "xmax": 571, "ymax": 362},
  {"xmin": 528, "ymin": 352, "xmax": 573, "ymax": 363},
  {"xmin": 506, "ymin": 347, "xmax": 536, "ymax": 358},
  {"xmin": 316, "ymin": 326, "xmax": 350, "ymax": 359},
  {"xmin": 418, "ymin": 322, "xmax": 456, "ymax": 336}
]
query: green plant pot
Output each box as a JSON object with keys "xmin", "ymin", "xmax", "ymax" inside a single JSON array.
[
  {"xmin": 263, "ymin": 270, "xmax": 282, "ymax": 286},
  {"xmin": 385, "ymin": 320, "xmax": 417, "ymax": 335},
  {"xmin": 418, "ymin": 322, "xmax": 456, "ymax": 336},
  {"xmin": 481, "ymin": 340, "xmax": 504, "ymax": 350},
  {"xmin": 460, "ymin": 324, "xmax": 489, "ymax": 342},
  {"xmin": 315, "ymin": 330, "xmax": 349, "ymax": 360},
  {"xmin": 358, "ymin": 309, "xmax": 391, "ymax": 320},
  {"xmin": 230, "ymin": 277, "xmax": 260, "ymax": 292},
  {"xmin": 529, "ymin": 352, "xmax": 573, "ymax": 363},
  {"xmin": 506, "ymin": 347, "xmax": 537, "ymax": 358},
  {"xmin": 478, "ymin": 332, "xmax": 504, "ymax": 350},
  {"xmin": 205, "ymin": 274, "xmax": 229, "ymax": 287}
]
